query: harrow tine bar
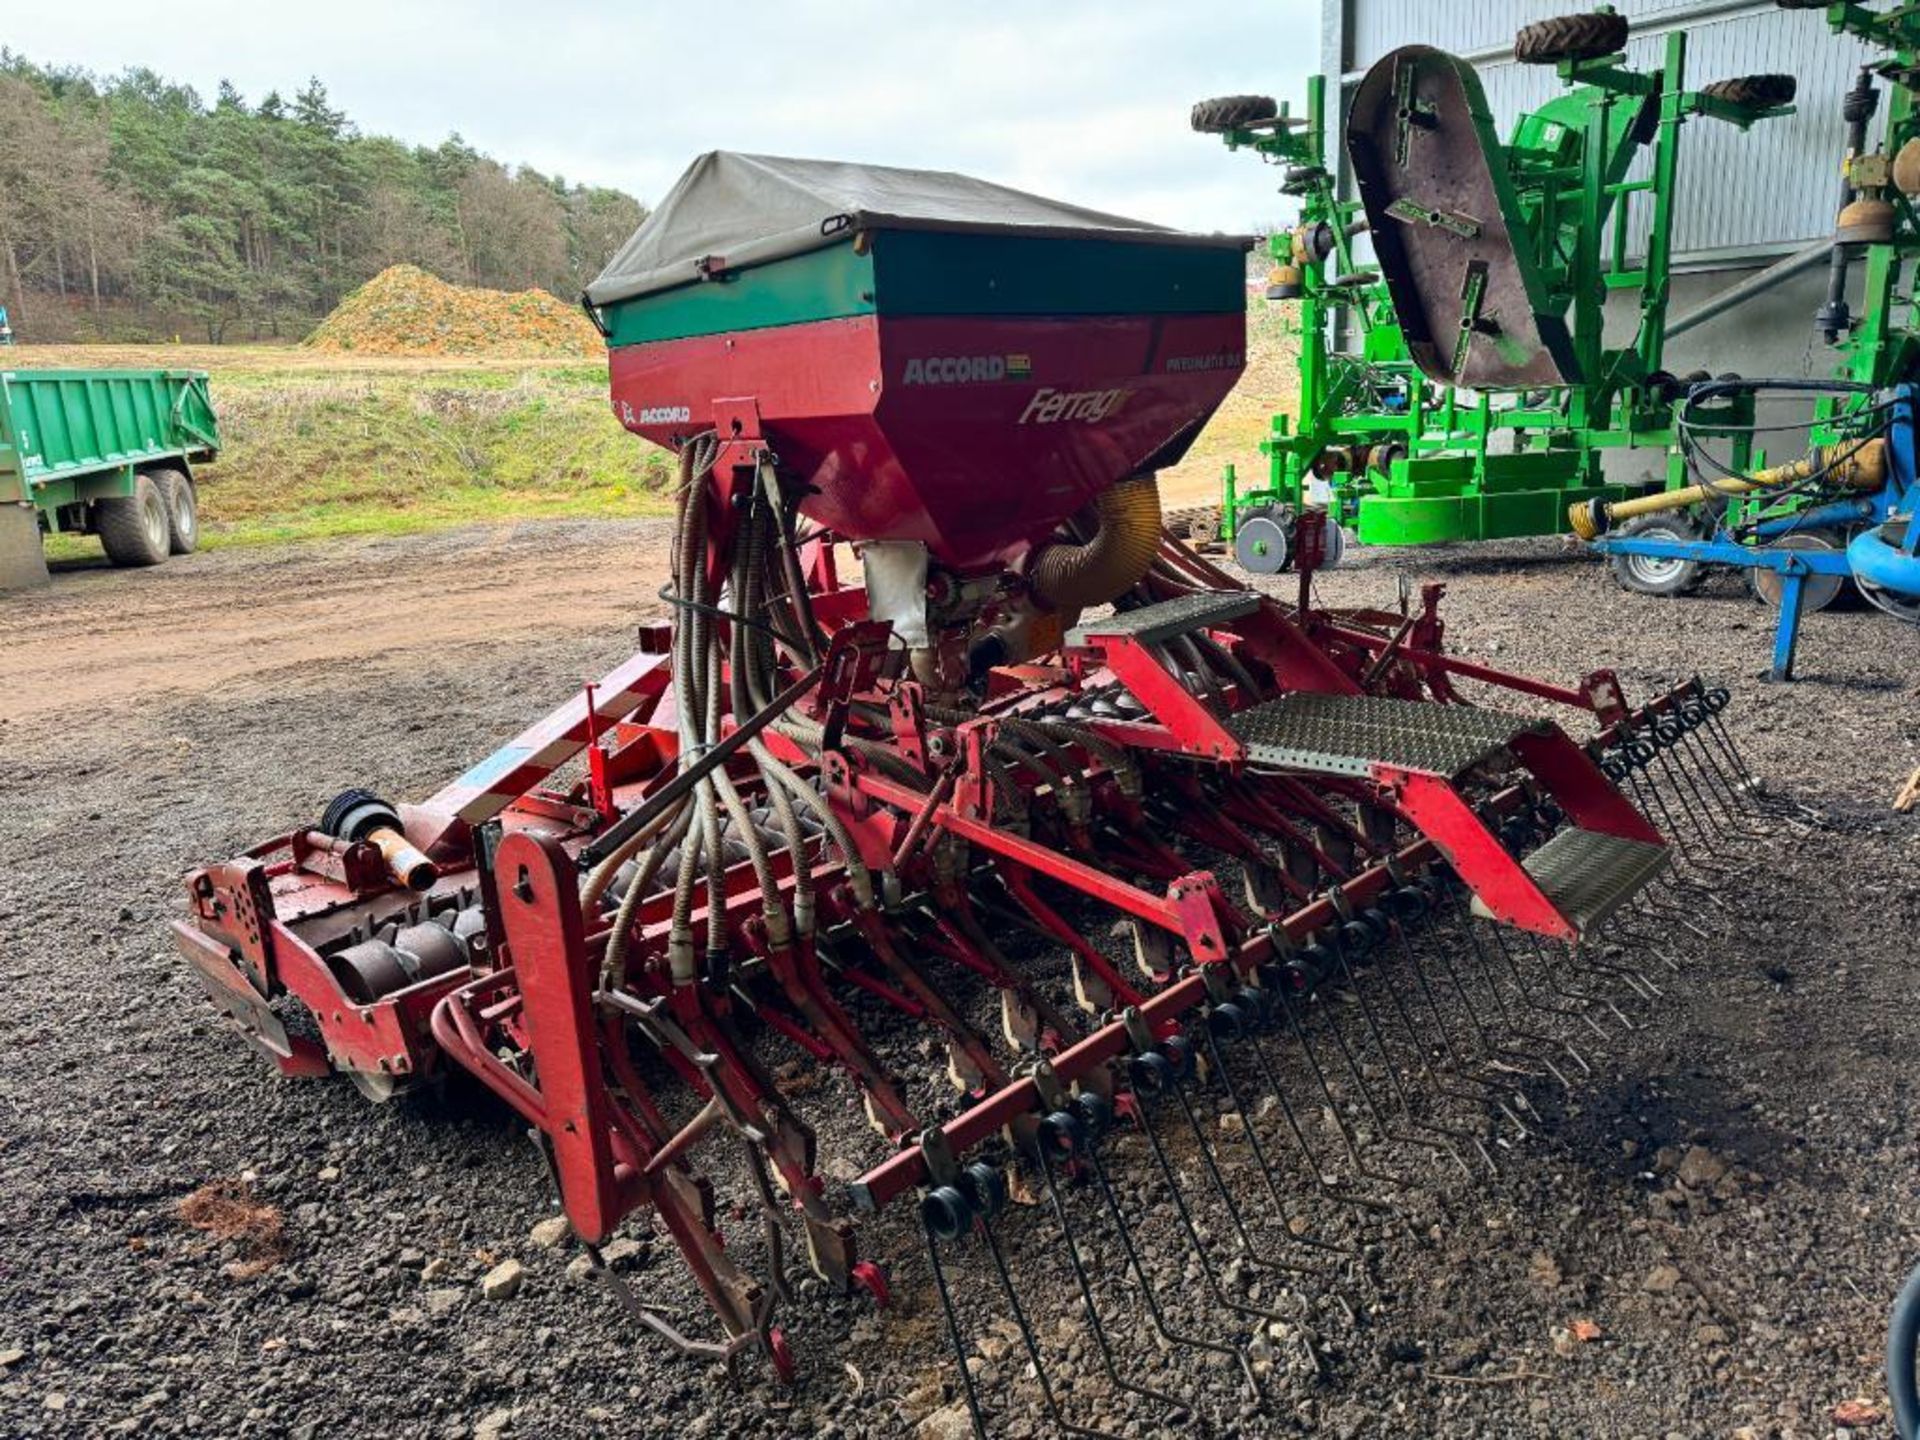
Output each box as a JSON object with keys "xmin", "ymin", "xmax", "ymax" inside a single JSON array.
[
  {"xmin": 1036, "ymin": 1143, "xmax": 1195, "ymax": 1427},
  {"xmin": 1197, "ymin": 1018, "xmax": 1356, "ymax": 1258},
  {"xmin": 1084, "ymin": 1143, "xmax": 1262, "ymax": 1402}
]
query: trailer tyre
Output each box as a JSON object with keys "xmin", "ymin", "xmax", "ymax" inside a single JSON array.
[
  {"xmin": 1514, "ymin": 12, "xmax": 1630, "ymax": 65},
  {"xmin": 153, "ymin": 467, "xmax": 199, "ymax": 555},
  {"xmin": 96, "ymin": 474, "xmax": 172, "ymax": 568},
  {"xmin": 1701, "ymin": 74, "xmax": 1798, "ymax": 111},
  {"xmin": 1191, "ymin": 94, "xmax": 1278, "ymax": 134},
  {"xmin": 1609, "ymin": 514, "xmax": 1705, "ymax": 597}
]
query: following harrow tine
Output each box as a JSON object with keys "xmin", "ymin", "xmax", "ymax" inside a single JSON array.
[
  {"xmin": 1272, "ymin": 987, "xmax": 1410, "ymax": 1196},
  {"xmin": 1615, "ymin": 748, "xmax": 1710, "ymax": 871},
  {"xmin": 1034, "ymin": 1117, "xmax": 1195, "ymax": 1426},
  {"xmin": 1481, "ymin": 919, "xmax": 1609, "ymax": 1043},
  {"xmin": 1591, "ymin": 909, "xmax": 1682, "ymax": 981},
  {"xmin": 1084, "ymin": 1140, "xmax": 1263, "ymax": 1402},
  {"xmin": 1440, "ymin": 891, "xmax": 1581, "ymax": 1089},
  {"xmin": 1674, "ymin": 719, "xmax": 1762, "ymax": 841},
  {"xmin": 1443, "ymin": 902, "xmax": 1589, "ymax": 1082},
  {"xmin": 1398, "ymin": 902, "xmax": 1494, "ymax": 1053},
  {"xmin": 922, "ymin": 1206, "xmax": 993, "ymax": 1439},
  {"xmin": 1526, "ymin": 931, "xmax": 1633, "ymax": 1034},
  {"xmin": 1564, "ymin": 940, "xmax": 1662, "ymax": 1004},
  {"xmin": 1631, "ymin": 891, "xmax": 1710, "ymax": 945},
  {"xmin": 1369, "ymin": 925, "xmax": 1509, "ymax": 1144},
  {"xmin": 1239, "ymin": 992, "xmax": 1397, "ymax": 1214},
  {"xmin": 1196, "ymin": 1000, "xmax": 1354, "ymax": 1261},
  {"xmin": 1673, "ymin": 712, "xmax": 1765, "ymax": 836},
  {"xmin": 1287, "ymin": 970, "xmax": 1422, "ymax": 1174},
  {"xmin": 1325, "ymin": 942, "xmax": 1479, "ymax": 1178},
  {"xmin": 1170, "ymin": 1044, "xmax": 1328, "ymax": 1280},
  {"xmin": 1690, "ymin": 682, "xmax": 1768, "ymax": 802},
  {"xmin": 1648, "ymin": 734, "xmax": 1731, "ymax": 856},
  {"xmin": 1387, "ymin": 919, "xmax": 1538, "ymax": 1132},
  {"xmin": 1130, "ymin": 1041, "xmax": 1301, "ymax": 1333},
  {"xmin": 925, "ymin": 1159, "xmax": 1121, "ymax": 1440}
]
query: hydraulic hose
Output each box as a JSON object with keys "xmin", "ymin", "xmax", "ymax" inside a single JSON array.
[
  {"xmin": 1890, "ymin": 1260, "xmax": 1920, "ymax": 1440},
  {"xmin": 1030, "ymin": 475, "xmax": 1163, "ymax": 613}
]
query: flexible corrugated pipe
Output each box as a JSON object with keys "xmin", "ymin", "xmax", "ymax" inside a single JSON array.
[{"xmin": 1029, "ymin": 475, "xmax": 1163, "ymax": 613}]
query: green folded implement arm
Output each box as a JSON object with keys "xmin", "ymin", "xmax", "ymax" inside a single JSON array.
[
  {"xmin": 1192, "ymin": 11, "xmax": 1794, "ymax": 563},
  {"xmin": 0, "ymin": 366, "xmax": 218, "ymax": 587}
]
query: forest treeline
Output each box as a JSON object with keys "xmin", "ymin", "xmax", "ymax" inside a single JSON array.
[{"xmin": 0, "ymin": 52, "xmax": 647, "ymax": 341}]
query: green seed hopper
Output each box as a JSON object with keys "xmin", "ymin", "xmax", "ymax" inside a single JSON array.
[{"xmin": 0, "ymin": 367, "xmax": 219, "ymax": 587}]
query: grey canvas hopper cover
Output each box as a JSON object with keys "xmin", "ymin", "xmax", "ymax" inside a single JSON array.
[{"xmin": 586, "ymin": 150, "xmax": 1248, "ymax": 307}]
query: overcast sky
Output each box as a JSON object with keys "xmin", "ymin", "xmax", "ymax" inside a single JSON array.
[{"xmin": 8, "ymin": 0, "xmax": 1321, "ymax": 234}]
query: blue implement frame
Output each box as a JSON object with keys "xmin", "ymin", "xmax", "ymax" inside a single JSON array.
[{"xmin": 1592, "ymin": 386, "xmax": 1920, "ymax": 681}]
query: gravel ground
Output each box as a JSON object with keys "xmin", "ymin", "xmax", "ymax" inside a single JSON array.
[{"xmin": 1, "ymin": 524, "xmax": 1917, "ymax": 1439}]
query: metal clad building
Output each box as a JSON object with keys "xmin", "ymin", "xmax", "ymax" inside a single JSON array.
[{"xmin": 1325, "ymin": 1, "xmax": 1879, "ymax": 265}]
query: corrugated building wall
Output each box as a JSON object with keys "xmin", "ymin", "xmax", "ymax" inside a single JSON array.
[{"xmin": 1324, "ymin": 0, "xmax": 1880, "ymax": 265}]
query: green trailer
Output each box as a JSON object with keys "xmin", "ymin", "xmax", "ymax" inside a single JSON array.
[{"xmin": 0, "ymin": 367, "xmax": 219, "ymax": 587}]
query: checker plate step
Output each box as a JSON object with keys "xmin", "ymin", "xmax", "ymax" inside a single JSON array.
[
  {"xmin": 1472, "ymin": 827, "xmax": 1670, "ymax": 937},
  {"xmin": 1068, "ymin": 591, "xmax": 1261, "ymax": 648},
  {"xmin": 1223, "ymin": 692, "xmax": 1550, "ymax": 778}
]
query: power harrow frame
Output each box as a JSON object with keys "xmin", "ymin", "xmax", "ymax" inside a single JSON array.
[
  {"xmin": 173, "ymin": 150, "xmax": 1781, "ymax": 1431},
  {"xmin": 174, "ymin": 467, "xmax": 1762, "ymax": 1428}
]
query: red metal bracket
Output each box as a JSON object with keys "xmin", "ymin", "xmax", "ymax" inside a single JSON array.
[{"xmin": 184, "ymin": 860, "xmax": 276, "ymax": 993}]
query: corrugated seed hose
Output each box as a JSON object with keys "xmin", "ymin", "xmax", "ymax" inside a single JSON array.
[{"xmin": 1029, "ymin": 475, "xmax": 1163, "ymax": 613}]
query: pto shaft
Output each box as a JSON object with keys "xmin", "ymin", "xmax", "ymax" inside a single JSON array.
[{"xmin": 1568, "ymin": 439, "xmax": 1886, "ymax": 539}]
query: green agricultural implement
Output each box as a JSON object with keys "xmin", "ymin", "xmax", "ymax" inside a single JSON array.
[
  {"xmin": 1192, "ymin": 8, "xmax": 1793, "ymax": 567},
  {"xmin": 0, "ymin": 367, "xmax": 218, "ymax": 588}
]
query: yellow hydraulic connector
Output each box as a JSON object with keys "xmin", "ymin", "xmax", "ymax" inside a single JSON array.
[{"xmin": 1567, "ymin": 438, "xmax": 1888, "ymax": 540}]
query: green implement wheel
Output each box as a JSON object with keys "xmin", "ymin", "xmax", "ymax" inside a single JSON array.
[
  {"xmin": 1234, "ymin": 509, "xmax": 1292, "ymax": 574},
  {"xmin": 1191, "ymin": 94, "xmax": 1278, "ymax": 134},
  {"xmin": 1514, "ymin": 11, "xmax": 1630, "ymax": 65},
  {"xmin": 1609, "ymin": 514, "xmax": 1705, "ymax": 597}
]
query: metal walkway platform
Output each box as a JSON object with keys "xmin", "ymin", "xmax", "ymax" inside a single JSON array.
[
  {"xmin": 1473, "ymin": 827, "xmax": 1670, "ymax": 938},
  {"xmin": 1222, "ymin": 692, "xmax": 1550, "ymax": 779},
  {"xmin": 1068, "ymin": 591, "xmax": 1261, "ymax": 648}
]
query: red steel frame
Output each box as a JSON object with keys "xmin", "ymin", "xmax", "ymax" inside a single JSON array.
[{"xmin": 173, "ymin": 506, "xmax": 1681, "ymax": 1297}]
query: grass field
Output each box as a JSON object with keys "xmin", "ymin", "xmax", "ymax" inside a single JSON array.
[{"xmin": 15, "ymin": 302, "xmax": 1296, "ymax": 557}]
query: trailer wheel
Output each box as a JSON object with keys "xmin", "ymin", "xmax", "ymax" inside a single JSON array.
[
  {"xmin": 1609, "ymin": 514, "xmax": 1705, "ymax": 597},
  {"xmin": 96, "ymin": 474, "xmax": 172, "ymax": 568},
  {"xmin": 1191, "ymin": 94, "xmax": 1278, "ymax": 134},
  {"xmin": 153, "ymin": 467, "xmax": 199, "ymax": 555},
  {"xmin": 1701, "ymin": 74, "xmax": 1797, "ymax": 111},
  {"xmin": 1514, "ymin": 12, "xmax": 1630, "ymax": 65}
]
